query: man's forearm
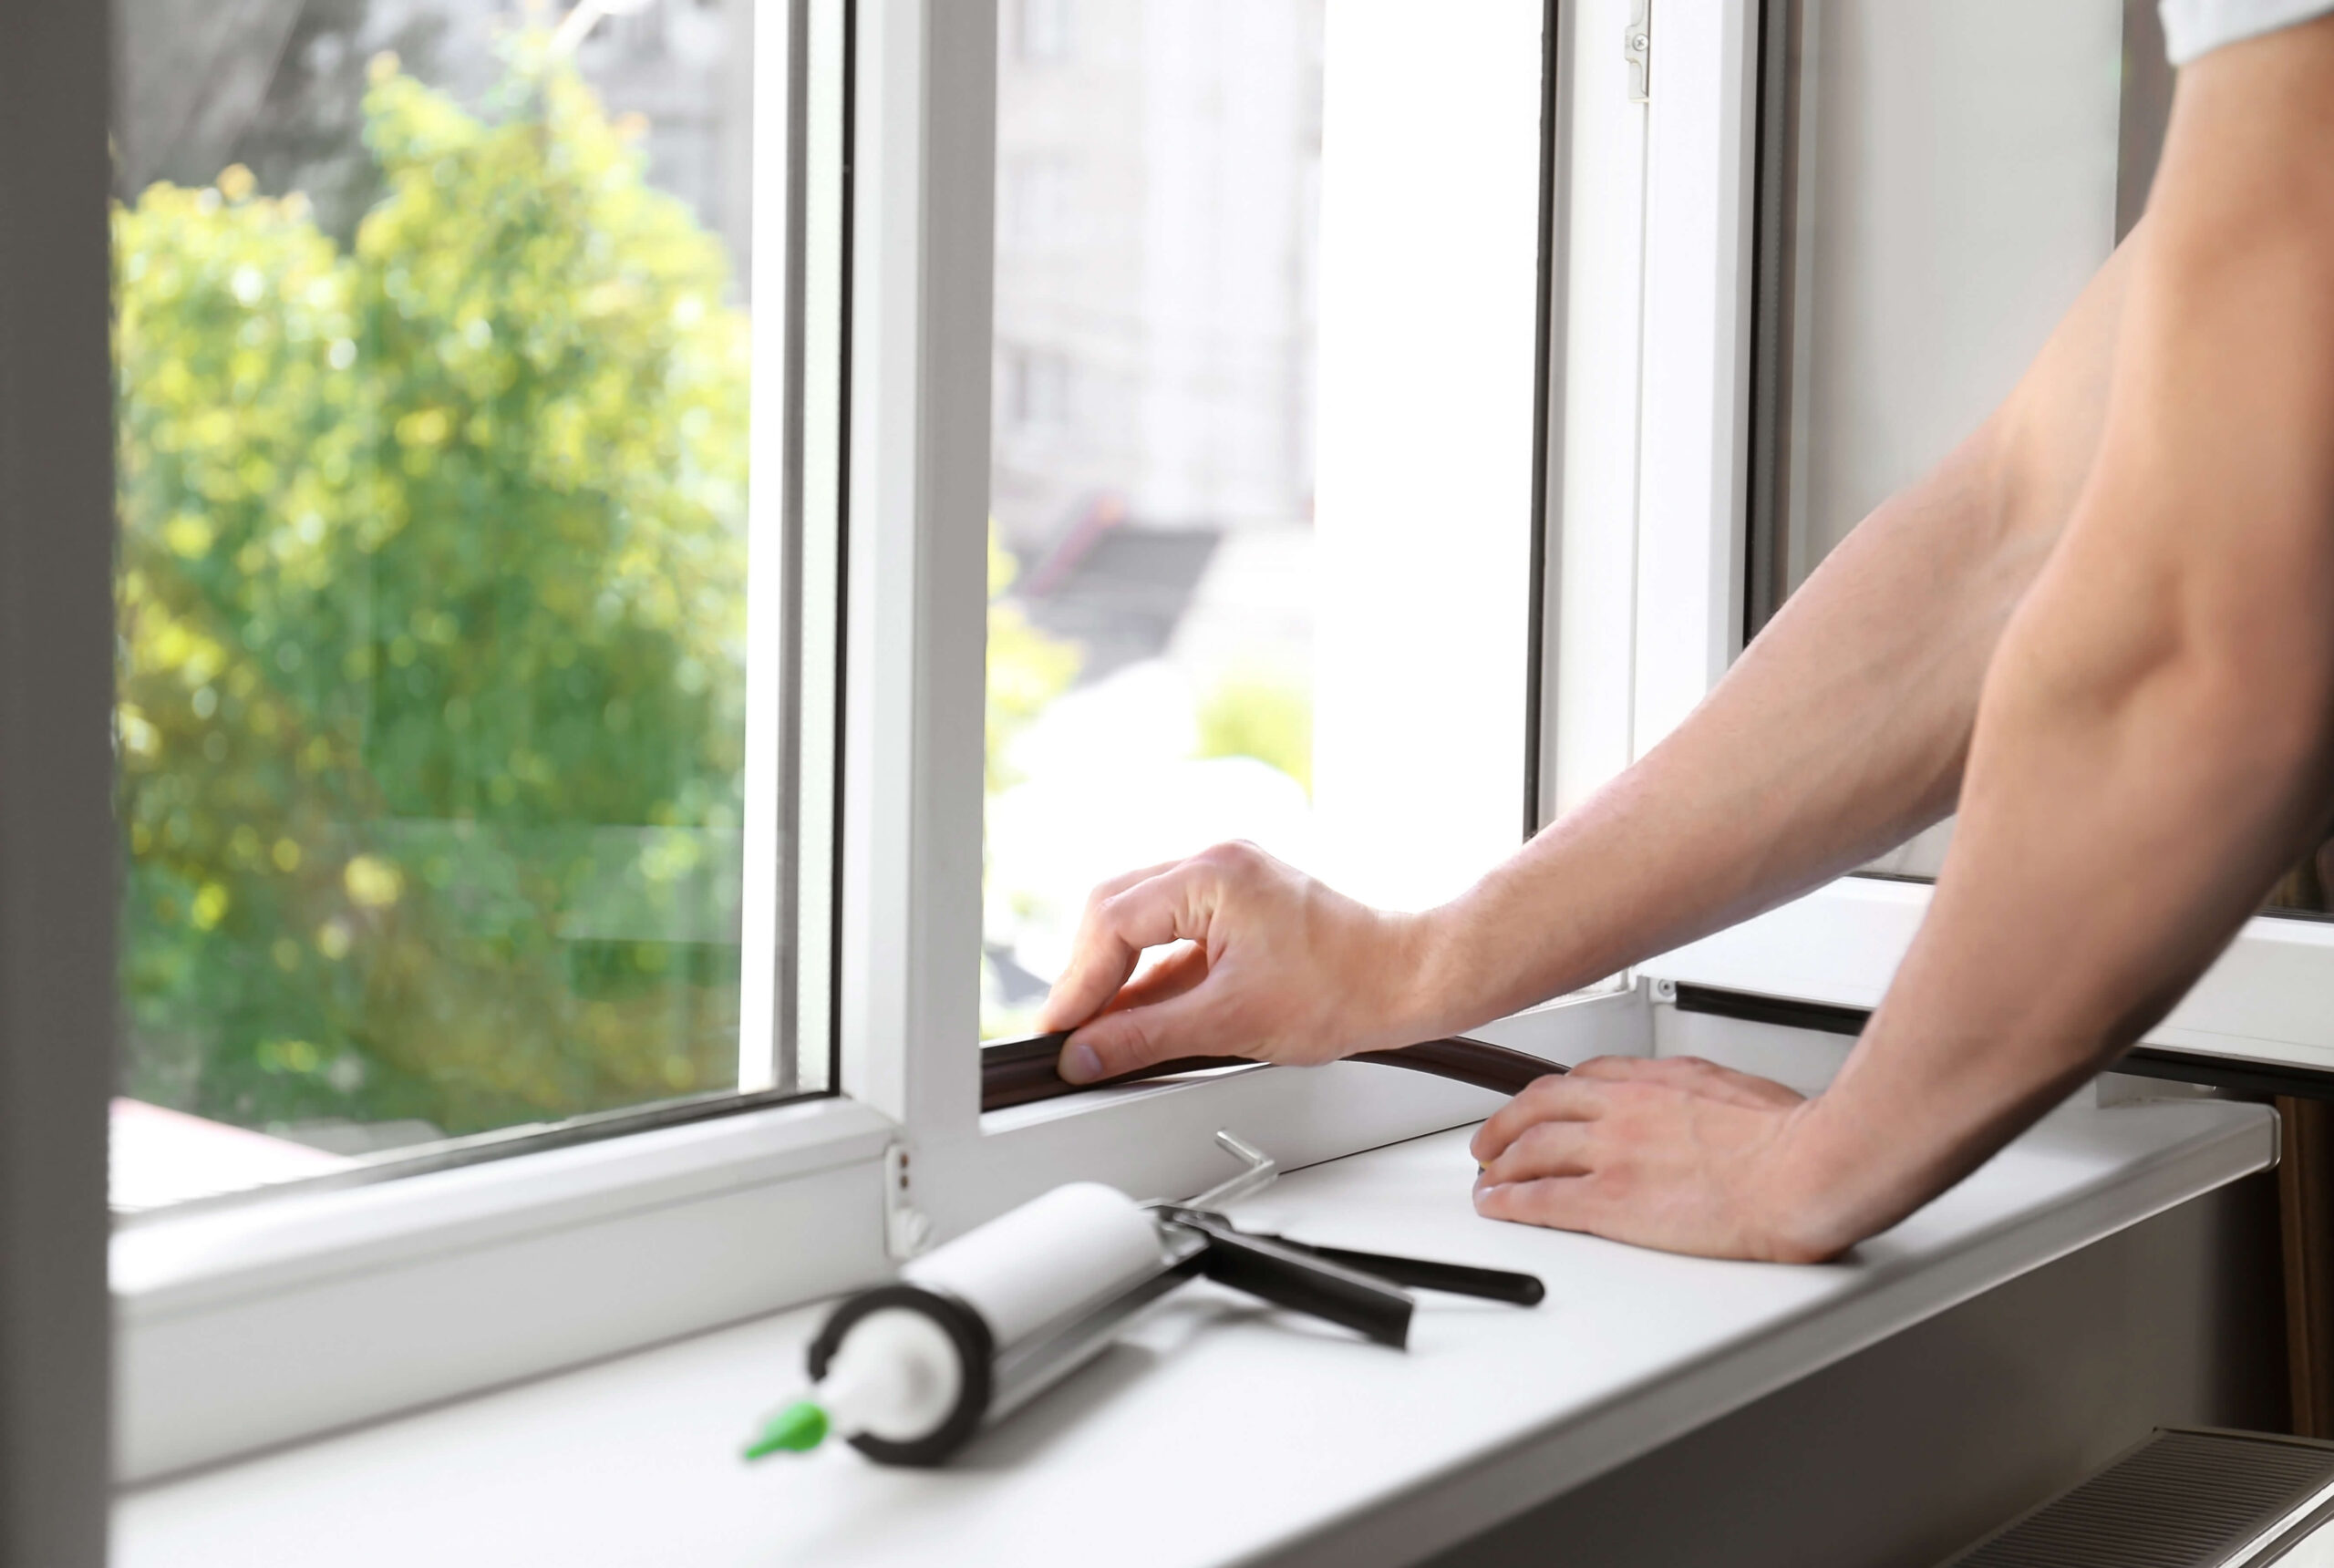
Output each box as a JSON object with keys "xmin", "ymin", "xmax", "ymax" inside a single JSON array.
[{"xmin": 1408, "ymin": 240, "xmax": 2138, "ymax": 1037}]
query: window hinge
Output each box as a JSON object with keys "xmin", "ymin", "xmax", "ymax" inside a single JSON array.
[
  {"xmin": 883, "ymin": 1141, "xmax": 935, "ymax": 1260},
  {"xmin": 1625, "ymin": 0, "xmax": 1652, "ymax": 103}
]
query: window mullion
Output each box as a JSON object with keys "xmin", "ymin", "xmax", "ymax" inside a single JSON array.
[{"xmin": 838, "ymin": 0, "xmax": 993, "ymax": 1149}]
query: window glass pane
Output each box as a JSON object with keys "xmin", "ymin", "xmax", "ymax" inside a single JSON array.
[
  {"xmin": 982, "ymin": 0, "xmax": 1545, "ymax": 1037},
  {"xmin": 109, "ymin": 0, "xmax": 774, "ymax": 1212}
]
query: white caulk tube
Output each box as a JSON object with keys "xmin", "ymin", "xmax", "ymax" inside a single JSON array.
[
  {"xmin": 905, "ymin": 1181, "xmax": 1164, "ymax": 1344},
  {"xmin": 751, "ymin": 1182, "xmax": 1172, "ymax": 1465}
]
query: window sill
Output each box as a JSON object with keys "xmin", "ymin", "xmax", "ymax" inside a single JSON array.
[
  {"xmin": 114, "ymin": 1094, "xmax": 899, "ymax": 1481},
  {"xmin": 112, "ymin": 995, "xmax": 1630, "ymax": 1483},
  {"xmin": 114, "ymin": 1024, "xmax": 2277, "ymax": 1568}
]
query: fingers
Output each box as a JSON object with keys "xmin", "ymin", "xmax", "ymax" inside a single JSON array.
[
  {"xmin": 1569, "ymin": 1055, "xmax": 1805, "ymax": 1111},
  {"xmin": 1465, "ymin": 1076, "xmax": 1820, "ymax": 1259},
  {"xmin": 1468, "ymin": 1059, "xmax": 1800, "ymax": 1172},
  {"xmin": 1470, "ymin": 1075, "xmax": 1606, "ymax": 1166},
  {"xmin": 1473, "ymin": 1118, "xmax": 1596, "ymax": 1189},
  {"xmin": 1033, "ymin": 839, "xmax": 1355, "ymax": 1084},
  {"xmin": 1032, "ymin": 859, "xmax": 1194, "ymax": 1033},
  {"xmin": 1472, "ymin": 1095, "xmax": 1628, "ymax": 1236},
  {"xmin": 1472, "ymin": 1176, "xmax": 1600, "ymax": 1233},
  {"xmin": 1059, "ymin": 984, "xmax": 1225, "ymax": 1083},
  {"xmin": 1102, "ymin": 942, "xmax": 1209, "ymax": 1015},
  {"xmin": 1045, "ymin": 861, "xmax": 1244, "ymax": 1081}
]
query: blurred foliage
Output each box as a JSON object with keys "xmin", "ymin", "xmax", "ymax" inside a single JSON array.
[
  {"xmin": 115, "ymin": 41, "xmax": 750, "ymax": 1140},
  {"xmin": 1195, "ymin": 669, "xmax": 1313, "ymax": 796}
]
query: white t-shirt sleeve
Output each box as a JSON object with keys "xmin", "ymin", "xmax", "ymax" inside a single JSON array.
[{"xmin": 2161, "ymin": 0, "xmax": 2334, "ymax": 64}]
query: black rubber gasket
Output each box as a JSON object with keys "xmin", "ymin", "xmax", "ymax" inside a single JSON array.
[
  {"xmin": 980, "ymin": 1032, "xmax": 1566, "ymax": 1112},
  {"xmin": 805, "ymin": 1284, "xmax": 996, "ymax": 1468},
  {"xmin": 1675, "ymin": 981, "xmax": 2334, "ymax": 1102}
]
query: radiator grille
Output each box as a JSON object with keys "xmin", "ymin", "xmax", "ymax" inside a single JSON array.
[{"xmin": 1947, "ymin": 1429, "xmax": 2334, "ymax": 1568}]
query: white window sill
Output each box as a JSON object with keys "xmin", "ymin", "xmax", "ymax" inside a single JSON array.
[
  {"xmin": 113, "ymin": 1094, "xmax": 901, "ymax": 1481},
  {"xmin": 115, "ymin": 1026, "xmax": 2276, "ymax": 1568}
]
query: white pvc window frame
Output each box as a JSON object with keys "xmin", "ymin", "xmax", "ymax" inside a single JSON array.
[
  {"xmin": 1598, "ymin": 0, "xmax": 2334, "ymax": 1077},
  {"xmin": 855, "ymin": 0, "xmax": 1575, "ymax": 1242},
  {"xmin": 113, "ymin": 0, "xmax": 1594, "ymax": 1485},
  {"xmin": 1540, "ymin": 0, "xmax": 1755, "ymax": 815}
]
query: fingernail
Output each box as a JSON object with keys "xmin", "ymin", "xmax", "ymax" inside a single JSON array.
[{"xmin": 1061, "ymin": 1042, "xmax": 1102, "ymax": 1084}]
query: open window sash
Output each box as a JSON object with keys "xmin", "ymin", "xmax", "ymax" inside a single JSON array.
[{"xmin": 1606, "ymin": 0, "xmax": 2334, "ymax": 1081}]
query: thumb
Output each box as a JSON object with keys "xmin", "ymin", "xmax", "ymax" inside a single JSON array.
[{"xmin": 1058, "ymin": 988, "xmax": 1226, "ymax": 1084}]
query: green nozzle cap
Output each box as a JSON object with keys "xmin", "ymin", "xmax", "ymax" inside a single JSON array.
[{"xmin": 743, "ymin": 1400, "xmax": 829, "ymax": 1460}]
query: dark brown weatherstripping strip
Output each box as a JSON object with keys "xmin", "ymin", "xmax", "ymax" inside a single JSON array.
[
  {"xmin": 980, "ymin": 1033, "xmax": 1567, "ymax": 1114},
  {"xmin": 1675, "ymin": 980, "xmax": 2334, "ymax": 1101},
  {"xmin": 1673, "ymin": 982, "xmax": 1868, "ymax": 1038}
]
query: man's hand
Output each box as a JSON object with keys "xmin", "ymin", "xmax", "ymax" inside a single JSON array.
[
  {"xmin": 1033, "ymin": 841, "xmax": 1435, "ymax": 1084},
  {"xmin": 1468, "ymin": 1057, "xmax": 1837, "ymax": 1263}
]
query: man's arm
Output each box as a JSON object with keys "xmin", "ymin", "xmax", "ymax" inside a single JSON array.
[
  {"xmin": 1037, "ymin": 220, "xmax": 2134, "ymax": 1084},
  {"xmin": 1475, "ymin": 18, "xmax": 2334, "ymax": 1260}
]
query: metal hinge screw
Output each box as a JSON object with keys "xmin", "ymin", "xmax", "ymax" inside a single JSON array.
[{"xmin": 1625, "ymin": 0, "xmax": 1652, "ymax": 103}]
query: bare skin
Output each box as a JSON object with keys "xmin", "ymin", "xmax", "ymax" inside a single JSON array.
[{"xmin": 1037, "ymin": 20, "xmax": 2334, "ymax": 1262}]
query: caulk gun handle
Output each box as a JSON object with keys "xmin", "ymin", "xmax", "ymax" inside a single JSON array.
[
  {"xmin": 1161, "ymin": 1208, "xmax": 1414, "ymax": 1350},
  {"xmin": 1251, "ymin": 1238, "xmax": 1545, "ymax": 1307}
]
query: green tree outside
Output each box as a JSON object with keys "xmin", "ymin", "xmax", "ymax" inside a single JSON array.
[{"xmin": 117, "ymin": 44, "xmax": 752, "ymax": 1140}]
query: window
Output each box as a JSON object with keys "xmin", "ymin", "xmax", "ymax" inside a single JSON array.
[
  {"xmin": 981, "ymin": 0, "xmax": 1548, "ymax": 1036},
  {"xmin": 108, "ymin": 0, "xmax": 1565, "ymax": 1483},
  {"xmin": 108, "ymin": 0, "xmax": 808, "ymax": 1216},
  {"xmin": 95, "ymin": 0, "xmax": 2325, "ymax": 1495},
  {"xmin": 39, "ymin": 1, "xmax": 2329, "ymax": 1517}
]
